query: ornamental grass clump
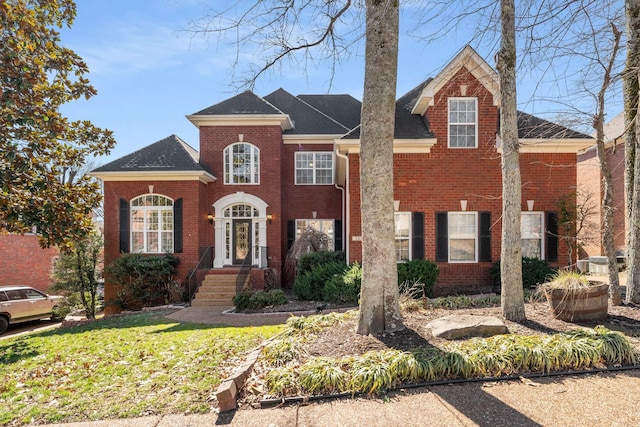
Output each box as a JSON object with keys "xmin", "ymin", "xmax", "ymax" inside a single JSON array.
[
  {"xmin": 298, "ymin": 357, "xmax": 348, "ymax": 394},
  {"xmin": 544, "ymin": 270, "xmax": 591, "ymax": 290}
]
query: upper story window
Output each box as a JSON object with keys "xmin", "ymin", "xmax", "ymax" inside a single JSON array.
[
  {"xmin": 224, "ymin": 143, "xmax": 260, "ymax": 184},
  {"xmin": 130, "ymin": 194, "xmax": 173, "ymax": 253},
  {"xmin": 448, "ymin": 212, "xmax": 478, "ymax": 262},
  {"xmin": 522, "ymin": 212, "xmax": 544, "ymax": 259},
  {"xmin": 295, "ymin": 152, "xmax": 334, "ymax": 185},
  {"xmin": 448, "ymin": 97, "xmax": 477, "ymax": 148}
]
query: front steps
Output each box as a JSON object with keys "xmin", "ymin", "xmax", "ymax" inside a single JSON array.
[{"xmin": 191, "ymin": 273, "xmax": 246, "ymax": 308}]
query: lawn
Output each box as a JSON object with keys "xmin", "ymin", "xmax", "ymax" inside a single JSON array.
[{"xmin": 0, "ymin": 310, "xmax": 283, "ymax": 426}]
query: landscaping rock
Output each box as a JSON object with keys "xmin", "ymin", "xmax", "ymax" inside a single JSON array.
[{"xmin": 426, "ymin": 314, "xmax": 508, "ymax": 339}]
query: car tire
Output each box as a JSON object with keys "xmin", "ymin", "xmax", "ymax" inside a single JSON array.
[
  {"xmin": 0, "ymin": 316, "xmax": 8, "ymax": 335},
  {"xmin": 50, "ymin": 307, "xmax": 64, "ymax": 322}
]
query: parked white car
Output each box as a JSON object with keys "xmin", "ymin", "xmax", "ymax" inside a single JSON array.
[{"xmin": 0, "ymin": 286, "xmax": 65, "ymax": 335}]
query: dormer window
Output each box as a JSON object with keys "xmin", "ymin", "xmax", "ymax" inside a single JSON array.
[
  {"xmin": 224, "ymin": 143, "xmax": 260, "ymax": 184},
  {"xmin": 448, "ymin": 97, "xmax": 477, "ymax": 148}
]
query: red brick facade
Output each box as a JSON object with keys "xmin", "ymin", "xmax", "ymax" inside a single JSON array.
[
  {"xmin": 0, "ymin": 234, "xmax": 59, "ymax": 291},
  {"xmin": 98, "ymin": 47, "xmax": 592, "ymax": 308}
]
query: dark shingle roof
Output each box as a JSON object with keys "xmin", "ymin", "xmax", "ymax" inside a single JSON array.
[
  {"xmin": 297, "ymin": 94, "xmax": 362, "ymax": 130},
  {"xmin": 517, "ymin": 111, "xmax": 592, "ymax": 139},
  {"xmin": 92, "ymin": 135, "xmax": 212, "ymax": 173},
  {"xmin": 343, "ymin": 78, "xmax": 434, "ymax": 140},
  {"xmin": 192, "ymin": 90, "xmax": 283, "ymax": 115},
  {"xmin": 264, "ymin": 88, "xmax": 351, "ymax": 135}
]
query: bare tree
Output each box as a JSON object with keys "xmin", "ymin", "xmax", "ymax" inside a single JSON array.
[
  {"xmin": 625, "ymin": 0, "xmax": 640, "ymax": 303},
  {"xmin": 497, "ymin": 0, "xmax": 526, "ymax": 321},
  {"xmin": 357, "ymin": 0, "xmax": 403, "ymax": 335}
]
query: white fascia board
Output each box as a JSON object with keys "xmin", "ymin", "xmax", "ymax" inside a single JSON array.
[
  {"xmin": 411, "ymin": 46, "xmax": 499, "ymax": 115},
  {"xmin": 185, "ymin": 114, "xmax": 293, "ymax": 130},
  {"xmin": 282, "ymin": 134, "xmax": 345, "ymax": 144},
  {"xmin": 335, "ymin": 138, "xmax": 438, "ymax": 154},
  {"xmin": 89, "ymin": 171, "xmax": 217, "ymax": 184},
  {"xmin": 496, "ymin": 136, "xmax": 595, "ymax": 154}
]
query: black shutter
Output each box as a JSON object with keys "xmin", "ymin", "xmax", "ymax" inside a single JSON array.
[
  {"xmin": 479, "ymin": 211, "xmax": 492, "ymax": 262},
  {"xmin": 546, "ymin": 211, "xmax": 559, "ymax": 262},
  {"xmin": 411, "ymin": 212, "xmax": 424, "ymax": 260},
  {"xmin": 334, "ymin": 220, "xmax": 343, "ymax": 252},
  {"xmin": 436, "ymin": 212, "xmax": 448, "ymax": 262},
  {"xmin": 287, "ymin": 220, "xmax": 296, "ymax": 250},
  {"xmin": 119, "ymin": 198, "xmax": 129, "ymax": 253},
  {"xmin": 173, "ymin": 198, "xmax": 183, "ymax": 253}
]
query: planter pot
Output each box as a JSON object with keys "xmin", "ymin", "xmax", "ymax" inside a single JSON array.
[{"xmin": 543, "ymin": 282, "xmax": 609, "ymax": 322}]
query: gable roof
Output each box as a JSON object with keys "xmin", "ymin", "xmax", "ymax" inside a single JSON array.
[
  {"xmin": 297, "ymin": 94, "xmax": 362, "ymax": 130},
  {"xmin": 517, "ymin": 112, "xmax": 592, "ymax": 139},
  {"xmin": 91, "ymin": 135, "xmax": 216, "ymax": 183},
  {"xmin": 264, "ymin": 88, "xmax": 351, "ymax": 135}
]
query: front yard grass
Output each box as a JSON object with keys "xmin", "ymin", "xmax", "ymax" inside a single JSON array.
[{"xmin": 0, "ymin": 310, "xmax": 283, "ymax": 426}]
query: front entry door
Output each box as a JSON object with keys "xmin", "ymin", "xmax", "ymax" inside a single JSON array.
[{"xmin": 232, "ymin": 219, "xmax": 252, "ymax": 265}]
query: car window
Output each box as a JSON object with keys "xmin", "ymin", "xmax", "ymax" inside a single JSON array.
[
  {"xmin": 5, "ymin": 289, "xmax": 27, "ymax": 300},
  {"xmin": 24, "ymin": 289, "xmax": 46, "ymax": 299},
  {"xmin": 0, "ymin": 292, "xmax": 7, "ymax": 302}
]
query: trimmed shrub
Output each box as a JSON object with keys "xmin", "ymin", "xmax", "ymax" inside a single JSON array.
[
  {"xmin": 107, "ymin": 253, "xmax": 180, "ymax": 310},
  {"xmin": 294, "ymin": 261, "xmax": 347, "ymax": 301},
  {"xmin": 490, "ymin": 257, "xmax": 557, "ymax": 290},
  {"xmin": 233, "ymin": 289, "xmax": 288, "ymax": 310},
  {"xmin": 397, "ymin": 259, "xmax": 439, "ymax": 298},
  {"xmin": 297, "ymin": 251, "xmax": 346, "ymax": 277},
  {"xmin": 323, "ymin": 262, "xmax": 362, "ymax": 304}
]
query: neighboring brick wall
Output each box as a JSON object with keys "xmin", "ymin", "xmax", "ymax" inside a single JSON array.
[
  {"xmin": 0, "ymin": 234, "xmax": 59, "ymax": 291},
  {"xmin": 577, "ymin": 143, "xmax": 627, "ymax": 258}
]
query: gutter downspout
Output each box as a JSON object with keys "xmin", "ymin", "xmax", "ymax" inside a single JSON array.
[{"xmin": 335, "ymin": 147, "xmax": 349, "ymax": 263}]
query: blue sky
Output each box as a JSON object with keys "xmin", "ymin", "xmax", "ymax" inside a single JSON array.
[{"xmin": 58, "ymin": 1, "xmax": 623, "ymax": 166}]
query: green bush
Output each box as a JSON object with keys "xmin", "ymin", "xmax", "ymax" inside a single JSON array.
[
  {"xmin": 323, "ymin": 262, "xmax": 362, "ymax": 304},
  {"xmin": 397, "ymin": 259, "xmax": 439, "ymax": 298},
  {"xmin": 233, "ymin": 289, "xmax": 288, "ymax": 310},
  {"xmin": 106, "ymin": 253, "xmax": 180, "ymax": 310},
  {"xmin": 294, "ymin": 261, "xmax": 347, "ymax": 301},
  {"xmin": 490, "ymin": 257, "xmax": 557, "ymax": 290},
  {"xmin": 297, "ymin": 251, "xmax": 346, "ymax": 277}
]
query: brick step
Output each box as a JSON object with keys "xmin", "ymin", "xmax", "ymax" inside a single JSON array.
[{"xmin": 196, "ymin": 290, "xmax": 236, "ymax": 299}]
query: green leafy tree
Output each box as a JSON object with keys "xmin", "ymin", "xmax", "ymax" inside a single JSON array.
[
  {"xmin": 51, "ymin": 230, "xmax": 103, "ymax": 319},
  {"xmin": 0, "ymin": 0, "xmax": 115, "ymax": 249}
]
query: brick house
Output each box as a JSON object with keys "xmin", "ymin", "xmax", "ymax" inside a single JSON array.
[
  {"xmin": 92, "ymin": 46, "xmax": 593, "ymax": 313},
  {"xmin": 577, "ymin": 112, "xmax": 627, "ymax": 265},
  {"xmin": 0, "ymin": 234, "xmax": 59, "ymax": 292}
]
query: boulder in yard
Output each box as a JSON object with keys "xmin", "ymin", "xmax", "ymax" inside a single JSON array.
[{"xmin": 426, "ymin": 314, "xmax": 507, "ymax": 339}]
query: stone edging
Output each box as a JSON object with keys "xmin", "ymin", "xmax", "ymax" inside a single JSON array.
[{"xmin": 221, "ymin": 306, "xmax": 357, "ymax": 318}]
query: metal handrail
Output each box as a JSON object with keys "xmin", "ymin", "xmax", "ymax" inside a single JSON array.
[{"xmin": 187, "ymin": 246, "xmax": 213, "ymax": 303}]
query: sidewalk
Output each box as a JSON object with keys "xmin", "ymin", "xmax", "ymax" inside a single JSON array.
[{"xmin": 43, "ymin": 369, "xmax": 640, "ymax": 426}]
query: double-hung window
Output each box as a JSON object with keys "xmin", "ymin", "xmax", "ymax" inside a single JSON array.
[
  {"xmin": 395, "ymin": 212, "xmax": 411, "ymax": 262},
  {"xmin": 448, "ymin": 212, "xmax": 477, "ymax": 262},
  {"xmin": 295, "ymin": 219, "xmax": 335, "ymax": 251},
  {"xmin": 130, "ymin": 195, "xmax": 174, "ymax": 253},
  {"xmin": 295, "ymin": 152, "xmax": 333, "ymax": 184},
  {"xmin": 448, "ymin": 97, "xmax": 477, "ymax": 148},
  {"xmin": 521, "ymin": 212, "xmax": 544, "ymax": 259},
  {"xmin": 224, "ymin": 143, "xmax": 260, "ymax": 184}
]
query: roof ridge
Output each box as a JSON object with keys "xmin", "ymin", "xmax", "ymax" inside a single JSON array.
[
  {"xmin": 172, "ymin": 134, "xmax": 200, "ymax": 163},
  {"xmin": 294, "ymin": 94, "xmax": 351, "ymax": 131}
]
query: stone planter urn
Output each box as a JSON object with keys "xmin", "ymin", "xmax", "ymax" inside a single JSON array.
[{"xmin": 543, "ymin": 281, "xmax": 609, "ymax": 322}]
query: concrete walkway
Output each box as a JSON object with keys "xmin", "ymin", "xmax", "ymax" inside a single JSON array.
[{"xmin": 43, "ymin": 369, "xmax": 640, "ymax": 426}]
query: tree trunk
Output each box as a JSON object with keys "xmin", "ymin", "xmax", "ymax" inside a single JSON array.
[
  {"xmin": 357, "ymin": 0, "xmax": 404, "ymax": 335},
  {"xmin": 625, "ymin": 0, "xmax": 640, "ymax": 303},
  {"xmin": 497, "ymin": 0, "xmax": 526, "ymax": 321}
]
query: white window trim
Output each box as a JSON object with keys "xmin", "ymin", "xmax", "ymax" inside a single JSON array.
[
  {"xmin": 294, "ymin": 152, "xmax": 334, "ymax": 185},
  {"xmin": 130, "ymin": 194, "xmax": 174, "ymax": 254},
  {"xmin": 448, "ymin": 97, "xmax": 478, "ymax": 149},
  {"xmin": 295, "ymin": 219, "xmax": 336, "ymax": 251},
  {"xmin": 448, "ymin": 211, "xmax": 478, "ymax": 263},
  {"xmin": 224, "ymin": 142, "xmax": 260, "ymax": 185},
  {"xmin": 395, "ymin": 212, "xmax": 411, "ymax": 263},
  {"xmin": 521, "ymin": 211, "xmax": 545, "ymax": 260}
]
